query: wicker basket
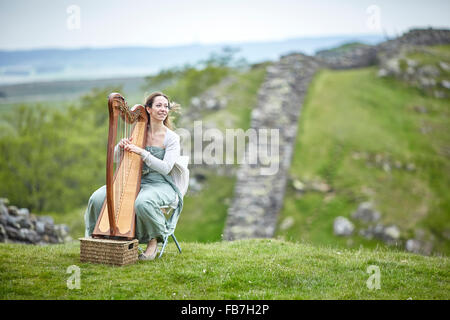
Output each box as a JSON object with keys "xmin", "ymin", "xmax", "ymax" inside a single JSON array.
[{"xmin": 79, "ymin": 237, "xmax": 139, "ymax": 266}]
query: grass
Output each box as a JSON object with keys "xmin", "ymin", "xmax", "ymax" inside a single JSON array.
[
  {"xmin": 276, "ymin": 65, "xmax": 450, "ymax": 254},
  {"xmin": 201, "ymin": 66, "xmax": 267, "ymax": 131},
  {"xmin": 0, "ymin": 239, "xmax": 448, "ymax": 299}
]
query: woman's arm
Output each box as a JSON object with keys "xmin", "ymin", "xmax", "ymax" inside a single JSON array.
[{"xmin": 140, "ymin": 134, "xmax": 180, "ymax": 175}]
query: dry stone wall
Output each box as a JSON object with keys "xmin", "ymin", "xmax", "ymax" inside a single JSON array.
[
  {"xmin": 223, "ymin": 53, "xmax": 321, "ymax": 240},
  {"xmin": 0, "ymin": 198, "xmax": 72, "ymax": 244}
]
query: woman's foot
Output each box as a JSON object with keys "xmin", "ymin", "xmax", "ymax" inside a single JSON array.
[{"xmin": 139, "ymin": 239, "xmax": 158, "ymax": 261}]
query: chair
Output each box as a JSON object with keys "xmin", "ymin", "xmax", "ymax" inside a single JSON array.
[
  {"xmin": 137, "ymin": 194, "xmax": 182, "ymax": 259},
  {"xmin": 157, "ymin": 199, "xmax": 182, "ymax": 258}
]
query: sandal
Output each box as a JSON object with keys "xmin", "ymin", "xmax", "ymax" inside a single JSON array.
[{"xmin": 138, "ymin": 246, "xmax": 158, "ymax": 261}]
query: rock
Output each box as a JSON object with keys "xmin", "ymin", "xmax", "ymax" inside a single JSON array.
[
  {"xmin": 279, "ymin": 216, "xmax": 294, "ymax": 231},
  {"xmin": 434, "ymin": 90, "xmax": 446, "ymax": 99},
  {"xmin": 54, "ymin": 224, "xmax": 71, "ymax": 242},
  {"xmin": 418, "ymin": 65, "xmax": 440, "ymax": 77},
  {"xmin": 0, "ymin": 215, "xmax": 8, "ymax": 228},
  {"xmin": 5, "ymin": 226, "xmax": 21, "ymax": 239},
  {"xmin": 205, "ymin": 98, "xmax": 217, "ymax": 109},
  {"xmin": 17, "ymin": 216, "xmax": 33, "ymax": 229},
  {"xmin": 6, "ymin": 215, "xmax": 21, "ymax": 229},
  {"xmin": 439, "ymin": 61, "xmax": 450, "ymax": 71},
  {"xmin": 377, "ymin": 69, "xmax": 388, "ymax": 77},
  {"xmin": 0, "ymin": 224, "xmax": 7, "ymax": 242},
  {"xmin": 419, "ymin": 77, "xmax": 436, "ymax": 88},
  {"xmin": 0, "ymin": 203, "xmax": 8, "ymax": 217},
  {"xmin": 413, "ymin": 105, "xmax": 428, "ymax": 113},
  {"xmin": 351, "ymin": 202, "xmax": 381, "ymax": 223},
  {"xmin": 190, "ymin": 96, "xmax": 201, "ymax": 108},
  {"xmin": 20, "ymin": 229, "xmax": 40, "ymax": 244},
  {"xmin": 360, "ymin": 223, "xmax": 401, "ymax": 244},
  {"xmin": 405, "ymin": 239, "xmax": 420, "ymax": 253},
  {"xmin": 405, "ymin": 239, "xmax": 433, "ymax": 255},
  {"xmin": 7, "ymin": 206, "xmax": 19, "ymax": 216},
  {"xmin": 406, "ymin": 59, "xmax": 418, "ymax": 68},
  {"xmin": 44, "ymin": 223, "xmax": 56, "ymax": 237},
  {"xmin": 359, "ymin": 223, "xmax": 385, "ymax": 240},
  {"xmin": 383, "ymin": 225, "xmax": 401, "ymax": 241},
  {"xmin": 441, "ymin": 80, "xmax": 450, "ymax": 89},
  {"xmin": 333, "ymin": 217, "xmax": 354, "ymax": 236},
  {"xmin": 291, "ymin": 179, "xmax": 305, "ymax": 192},
  {"xmin": 394, "ymin": 160, "xmax": 403, "ymax": 169},
  {"xmin": 35, "ymin": 221, "xmax": 46, "ymax": 235},
  {"xmin": 17, "ymin": 208, "xmax": 30, "ymax": 218},
  {"xmin": 310, "ymin": 180, "xmax": 331, "ymax": 193},
  {"xmin": 188, "ymin": 177, "xmax": 204, "ymax": 192},
  {"xmin": 37, "ymin": 216, "xmax": 54, "ymax": 225}
]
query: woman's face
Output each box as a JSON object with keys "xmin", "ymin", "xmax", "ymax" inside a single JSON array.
[{"xmin": 147, "ymin": 95, "xmax": 169, "ymax": 122}]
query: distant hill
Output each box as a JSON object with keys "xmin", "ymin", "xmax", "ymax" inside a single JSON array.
[{"xmin": 0, "ymin": 34, "xmax": 384, "ymax": 85}]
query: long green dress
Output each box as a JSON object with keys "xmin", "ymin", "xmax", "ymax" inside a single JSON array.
[{"xmin": 84, "ymin": 146, "xmax": 184, "ymax": 243}]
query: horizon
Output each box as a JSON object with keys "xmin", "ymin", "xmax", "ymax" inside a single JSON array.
[{"xmin": 0, "ymin": 32, "xmax": 388, "ymax": 52}]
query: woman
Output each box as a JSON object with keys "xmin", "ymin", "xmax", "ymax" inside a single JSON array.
[{"xmin": 84, "ymin": 92, "xmax": 184, "ymax": 261}]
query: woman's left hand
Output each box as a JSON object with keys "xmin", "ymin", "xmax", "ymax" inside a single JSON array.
[{"xmin": 123, "ymin": 141, "xmax": 144, "ymax": 156}]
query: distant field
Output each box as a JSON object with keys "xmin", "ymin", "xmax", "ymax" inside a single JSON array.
[{"xmin": 0, "ymin": 76, "xmax": 150, "ymax": 115}]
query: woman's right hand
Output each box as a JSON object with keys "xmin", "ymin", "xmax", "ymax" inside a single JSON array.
[{"xmin": 118, "ymin": 136, "xmax": 133, "ymax": 148}]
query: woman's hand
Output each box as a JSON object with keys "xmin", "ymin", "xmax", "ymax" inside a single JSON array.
[
  {"xmin": 118, "ymin": 137, "xmax": 133, "ymax": 149},
  {"xmin": 123, "ymin": 138, "xmax": 144, "ymax": 156}
]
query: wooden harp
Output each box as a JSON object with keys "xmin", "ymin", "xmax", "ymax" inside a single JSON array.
[{"xmin": 92, "ymin": 93, "xmax": 148, "ymax": 240}]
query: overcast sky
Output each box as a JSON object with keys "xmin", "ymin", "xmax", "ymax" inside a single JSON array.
[{"xmin": 0, "ymin": 0, "xmax": 449, "ymax": 50}]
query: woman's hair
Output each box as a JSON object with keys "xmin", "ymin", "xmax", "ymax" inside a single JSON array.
[{"xmin": 144, "ymin": 91, "xmax": 180, "ymax": 130}]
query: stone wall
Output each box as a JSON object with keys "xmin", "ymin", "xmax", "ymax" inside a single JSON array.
[
  {"xmin": 0, "ymin": 198, "xmax": 72, "ymax": 245},
  {"xmin": 315, "ymin": 43, "xmax": 378, "ymax": 69},
  {"xmin": 376, "ymin": 28, "xmax": 450, "ymax": 61},
  {"xmin": 315, "ymin": 28, "xmax": 450, "ymax": 70},
  {"xmin": 223, "ymin": 53, "xmax": 321, "ymax": 240}
]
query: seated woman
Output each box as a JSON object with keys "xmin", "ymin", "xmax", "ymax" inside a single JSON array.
[{"xmin": 84, "ymin": 92, "xmax": 184, "ymax": 261}]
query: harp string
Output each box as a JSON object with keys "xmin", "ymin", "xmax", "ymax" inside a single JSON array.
[
  {"xmin": 115, "ymin": 108, "xmax": 125, "ymax": 226},
  {"xmin": 111, "ymin": 102, "xmax": 138, "ymax": 231}
]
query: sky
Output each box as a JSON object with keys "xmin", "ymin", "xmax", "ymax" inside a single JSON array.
[{"xmin": 0, "ymin": 0, "xmax": 449, "ymax": 50}]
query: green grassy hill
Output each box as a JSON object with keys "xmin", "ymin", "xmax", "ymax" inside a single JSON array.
[
  {"xmin": 0, "ymin": 239, "xmax": 448, "ymax": 299},
  {"xmin": 276, "ymin": 64, "xmax": 449, "ymax": 254}
]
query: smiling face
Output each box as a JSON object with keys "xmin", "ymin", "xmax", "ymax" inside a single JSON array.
[{"xmin": 146, "ymin": 95, "xmax": 169, "ymax": 122}]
